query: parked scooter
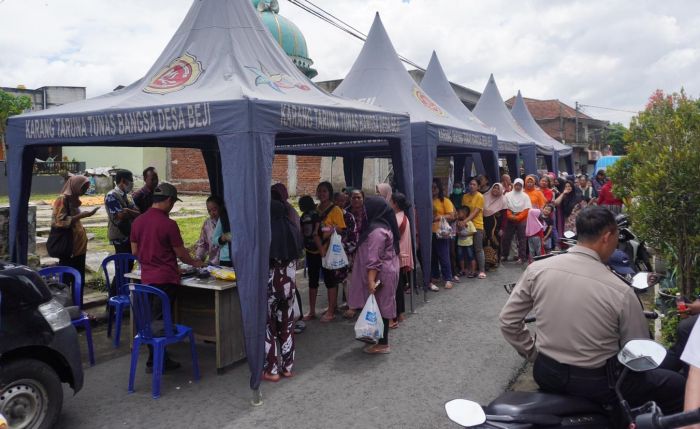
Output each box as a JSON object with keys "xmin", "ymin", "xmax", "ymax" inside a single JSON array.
[
  {"xmin": 615, "ymin": 214, "xmax": 653, "ymax": 272},
  {"xmin": 445, "ymin": 336, "xmax": 680, "ymax": 428}
]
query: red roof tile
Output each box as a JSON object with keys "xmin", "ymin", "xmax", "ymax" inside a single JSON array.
[{"xmin": 505, "ymin": 96, "xmax": 593, "ymax": 121}]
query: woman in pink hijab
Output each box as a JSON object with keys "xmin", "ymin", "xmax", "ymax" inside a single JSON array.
[{"xmin": 376, "ymin": 183, "xmax": 392, "ymax": 203}]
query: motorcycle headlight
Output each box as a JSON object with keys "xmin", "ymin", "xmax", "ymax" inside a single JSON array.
[{"xmin": 38, "ymin": 299, "xmax": 72, "ymax": 332}]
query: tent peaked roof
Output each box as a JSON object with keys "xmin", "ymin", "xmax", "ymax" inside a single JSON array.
[
  {"xmin": 419, "ymin": 51, "xmax": 495, "ymax": 136},
  {"xmin": 333, "ymin": 14, "xmax": 474, "ymax": 129},
  {"xmin": 20, "ymin": 0, "xmax": 386, "ymax": 118},
  {"xmin": 472, "ymin": 74, "xmax": 538, "ymax": 146},
  {"xmin": 511, "ymin": 91, "xmax": 572, "ymax": 156}
]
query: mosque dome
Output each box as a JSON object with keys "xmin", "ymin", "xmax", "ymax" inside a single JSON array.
[{"xmin": 252, "ymin": 0, "xmax": 318, "ymax": 78}]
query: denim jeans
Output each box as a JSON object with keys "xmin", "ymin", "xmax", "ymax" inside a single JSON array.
[{"xmin": 431, "ymin": 235, "xmax": 453, "ymax": 281}]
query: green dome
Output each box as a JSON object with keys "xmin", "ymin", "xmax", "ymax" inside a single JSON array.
[{"xmin": 252, "ymin": 0, "xmax": 318, "ymax": 78}]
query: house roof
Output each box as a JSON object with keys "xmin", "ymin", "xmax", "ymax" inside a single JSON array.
[{"xmin": 504, "ymin": 97, "xmax": 593, "ymax": 121}]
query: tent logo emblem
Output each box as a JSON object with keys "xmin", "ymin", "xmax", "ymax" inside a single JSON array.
[
  {"xmin": 144, "ymin": 53, "xmax": 204, "ymax": 94},
  {"xmin": 245, "ymin": 62, "xmax": 311, "ymax": 94},
  {"xmin": 413, "ymin": 87, "xmax": 446, "ymax": 116}
]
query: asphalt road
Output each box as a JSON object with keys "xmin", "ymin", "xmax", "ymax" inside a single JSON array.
[{"xmin": 57, "ymin": 264, "xmax": 526, "ymax": 429}]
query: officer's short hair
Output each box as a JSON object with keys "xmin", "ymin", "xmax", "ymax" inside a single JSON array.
[{"xmin": 576, "ymin": 206, "xmax": 617, "ymax": 242}]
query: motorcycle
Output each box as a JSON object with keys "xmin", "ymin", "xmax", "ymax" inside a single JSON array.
[
  {"xmin": 615, "ymin": 214, "xmax": 653, "ymax": 272},
  {"xmin": 445, "ymin": 335, "xmax": 690, "ymax": 428}
]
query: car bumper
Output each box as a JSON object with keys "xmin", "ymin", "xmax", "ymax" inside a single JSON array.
[{"xmin": 50, "ymin": 326, "xmax": 84, "ymax": 392}]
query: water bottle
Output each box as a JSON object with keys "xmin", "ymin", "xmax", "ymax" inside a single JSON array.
[{"xmin": 676, "ymin": 293, "xmax": 688, "ymax": 319}]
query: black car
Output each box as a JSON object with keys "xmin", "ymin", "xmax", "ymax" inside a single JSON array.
[{"xmin": 0, "ymin": 261, "xmax": 83, "ymax": 429}]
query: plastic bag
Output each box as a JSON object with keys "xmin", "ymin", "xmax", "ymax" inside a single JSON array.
[
  {"xmin": 438, "ymin": 216, "xmax": 453, "ymax": 238},
  {"xmin": 354, "ymin": 294, "xmax": 384, "ymax": 344},
  {"xmin": 322, "ymin": 231, "xmax": 349, "ymax": 270},
  {"xmin": 292, "ymin": 292, "xmax": 301, "ymax": 322}
]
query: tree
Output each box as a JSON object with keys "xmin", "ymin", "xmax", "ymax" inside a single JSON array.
[
  {"xmin": 604, "ymin": 122, "xmax": 628, "ymax": 155},
  {"xmin": 608, "ymin": 89, "xmax": 700, "ymax": 297},
  {"xmin": 0, "ymin": 89, "xmax": 33, "ymax": 160}
]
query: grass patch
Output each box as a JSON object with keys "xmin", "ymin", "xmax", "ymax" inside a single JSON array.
[
  {"xmin": 83, "ymin": 216, "xmax": 205, "ymax": 248},
  {"xmin": 177, "ymin": 216, "xmax": 207, "ymax": 246},
  {"xmin": 0, "ymin": 193, "xmax": 58, "ymax": 206}
]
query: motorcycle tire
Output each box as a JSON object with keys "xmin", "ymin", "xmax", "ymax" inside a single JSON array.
[{"xmin": 0, "ymin": 359, "xmax": 63, "ymax": 429}]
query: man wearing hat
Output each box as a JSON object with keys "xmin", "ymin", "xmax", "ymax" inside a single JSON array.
[{"xmin": 130, "ymin": 182, "xmax": 204, "ymax": 372}]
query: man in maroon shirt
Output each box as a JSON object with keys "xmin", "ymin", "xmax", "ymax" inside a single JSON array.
[{"xmin": 130, "ymin": 182, "xmax": 203, "ymax": 372}]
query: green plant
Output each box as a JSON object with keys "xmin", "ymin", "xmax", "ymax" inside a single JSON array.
[{"xmin": 608, "ymin": 89, "xmax": 700, "ymax": 298}]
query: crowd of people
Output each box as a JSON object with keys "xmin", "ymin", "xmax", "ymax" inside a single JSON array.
[
  {"xmin": 426, "ymin": 168, "xmax": 623, "ymax": 291},
  {"xmin": 48, "ymin": 166, "xmax": 622, "ymax": 382}
]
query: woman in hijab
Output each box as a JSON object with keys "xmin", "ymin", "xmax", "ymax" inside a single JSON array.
[
  {"xmin": 271, "ymin": 183, "xmax": 301, "ymax": 231},
  {"xmin": 389, "ymin": 192, "xmax": 413, "ymax": 328},
  {"xmin": 349, "ymin": 196, "xmax": 400, "ymax": 354},
  {"xmin": 263, "ymin": 200, "xmax": 303, "ymax": 382},
  {"xmin": 555, "ymin": 179, "xmax": 586, "ymax": 233},
  {"xmin": 376, "ymin": 183, "xmax": 392, "ymax": 203},
  {"xmin": 501, "ymin": 178, "xmax": 531, "ymax": 264},
  {"xmin": 482, "ymin": 183, "xmax": 508, "ymax": 269},
  {"xmin": 51, "ymin": 175, "xmax": 100, "ymax": 294}
]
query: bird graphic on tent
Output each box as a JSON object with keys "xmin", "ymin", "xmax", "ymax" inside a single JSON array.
[{"xmin": 245, "ymin": 62, "xmax": 310, "ymax": 93}]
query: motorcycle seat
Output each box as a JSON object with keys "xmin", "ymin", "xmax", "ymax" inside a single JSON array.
[{"xmin": 485, "ymin": 391, "xmax": 603, "ymax": 417}]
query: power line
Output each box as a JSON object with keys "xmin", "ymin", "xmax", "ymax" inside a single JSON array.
[
  {"xmin": 578, "ymin": 103, "xmax": 638, "ymax": 114},
  {"xmin": 286, "ymin": 0, "xmax": 425, "ymax": 71}
]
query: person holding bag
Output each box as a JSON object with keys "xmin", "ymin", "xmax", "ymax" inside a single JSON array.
[
  {"xmin": 303, "ymin": 181, "xmax": 346, "ymax": 323},
  {"xmin": 49, "ymin": 175, "xmax": 100, "ymax": 295},
  {"xmin": 263, "ymin": 200, "xmax": 303, "ymax": 382},
  {"xmin": 389, "ymin": 192, "xmax": 414, "ymax": 329},
  {"xmin": 349, "ymin": 196, "xmax": 400, "ymax": 354}
]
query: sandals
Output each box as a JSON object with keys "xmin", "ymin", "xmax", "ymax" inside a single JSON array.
[
  {"xmin": 467, "ymin": 272, "xmax": 477, "ymax": 278},
  {"xmin": 343, "ymin": 309, "xmax": 357, "ymax": 319},
  {"xmin": 389, "ymin": 320, "xmax": 399, "ymax": 329},
  {"xmin": 429, "ymin": 283, "xmax": 439, "ymax": 292},
  {"xmin": 302, "ymin": 313, "xmax": 316, "ymax": 321},
  {"xmin": 478, "ymin": 272, "xmax": 487, "ymax": 279},
  {"xmin": 444, "ymin": 281, "xmax": 454, "ymax": 289},
  {"xmin": 263, "ymin": 372, "xmax": 281, "ymax": 382},
  {"xmin": 363, "ymin": 344, "xmax": 391, "ymax": 354},
  {"xmin": 320, "ymin": 312, "xmax": 336, "ymax": 323}
]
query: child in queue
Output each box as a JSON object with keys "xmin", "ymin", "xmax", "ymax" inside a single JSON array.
[
  {"xmin": 541, "ymin": 203, "xmax": 555, "ymax": 253},
  {"xmin": 455, "ymin": 206, "xmax": 477, "ymax": 278},
  {"xmin": 525, "ymin": 208, "xmax": 545, "ymax": 262}
]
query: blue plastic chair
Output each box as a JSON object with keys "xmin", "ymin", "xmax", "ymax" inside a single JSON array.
[
  {"xmin": 128, "ymin": 284, "xmax": 200, "ymax": 399},
  {"xmin": 101, "ymin": 253, "xmax": 138, "ymax": 348},
  {"xmin": 38, "ymin": 266, "xmax": 95, "ymax": 366}
]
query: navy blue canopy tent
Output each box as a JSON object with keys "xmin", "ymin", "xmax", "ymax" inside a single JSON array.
[
  {"xmin": 6, "ymin": 0, "xmax": 414, "ymax": 393},
  {"xmin": 473, "ymin": 75, "xmax": 549, "ymax": 176},
  {"xmin": 332, "ymin": 14, "xmax": 497, "ymax": 289},
  {"xmin": 510, "ymin": 91, "xmax": 573, "ymax": 175},
  {"xmin": 419, "ymin": 51, "xmax": 500, "ymax": 183}
]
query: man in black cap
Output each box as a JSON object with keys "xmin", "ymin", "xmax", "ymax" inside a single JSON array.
[{"xmin": 130, "ymin": 182, "xmax": 203, "ymax": 372}]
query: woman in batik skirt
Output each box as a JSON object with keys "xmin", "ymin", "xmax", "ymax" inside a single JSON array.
[{"xmin": 263, "ymin": 200, "xmax": 303, "ymax": 382}]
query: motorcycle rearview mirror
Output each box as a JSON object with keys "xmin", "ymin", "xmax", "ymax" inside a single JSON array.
[
  {"xmin": 631, "ymin": 272, "xmax": 650, "ymax": 290},
  {"xmin": 563, "ymin": 230, "xmax": 576, "ymax": 239},
  {"xmin": 617, "ymin": 339, "xmax": 667, "ymax": 372},
  {"xmin": 445, "ymin": 399, "xmax": 486, "ymax": 427}
]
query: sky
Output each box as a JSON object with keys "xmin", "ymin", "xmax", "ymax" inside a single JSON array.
[{"xmin": 1, "ymin": 0, "xmax": 699, "ymax": 125}]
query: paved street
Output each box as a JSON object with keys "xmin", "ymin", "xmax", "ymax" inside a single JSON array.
[{"xmin": 57, "ymin": 264, "xmax": 526, "ymax": 429}]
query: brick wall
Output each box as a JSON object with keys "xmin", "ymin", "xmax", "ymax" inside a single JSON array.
[
  {"xmin": 168, "ymin": 149, "xmax": 323, "ymax": 196},
  {"xmin": 169, "ymin": 148, "xmax": 210, "ymax": 193},
  {"xmin": 296, "ymin": 156, "xmax": 322, "ymax": 196}
]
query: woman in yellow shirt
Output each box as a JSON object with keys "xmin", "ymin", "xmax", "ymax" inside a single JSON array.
[
  {"xmin": 461, "ymin": 179, "xmax": 487, "ymax": 279},
  {"xmin": 303, "ymin": 181, "xmax": 346, "ymax": 323},
  {"xmin": 431, "ymin": 178, "xmax": 456, "ymax": 290}
]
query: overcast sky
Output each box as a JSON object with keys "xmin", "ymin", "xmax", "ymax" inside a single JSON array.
[{"xmin": 2, "ymin": 0, "xmax": 699, "ymax": 125}]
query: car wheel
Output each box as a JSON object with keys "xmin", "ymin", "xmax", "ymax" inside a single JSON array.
[{"xmin": 0, "ymin": 359, "xmax": 63, "ymax": 429}]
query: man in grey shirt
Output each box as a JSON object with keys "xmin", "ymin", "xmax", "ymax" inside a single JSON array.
[{"xmin": 500, "ymin": 206, "xmax": 684, "ymax": 415}]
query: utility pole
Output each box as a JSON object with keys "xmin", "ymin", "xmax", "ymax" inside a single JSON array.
[{"xmin": 575, "ymin": 101, "xmax": 579, "ymax": 146}]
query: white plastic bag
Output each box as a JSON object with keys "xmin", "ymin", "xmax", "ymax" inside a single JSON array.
[
  {"xmin": 322, "ymin": 230, "xmax": 349, "ymax": 270},
  {"xmin": 292, "ymin": 292, "xmax": 301, "ymax": 322},
  {"xmin": 354, "ymin": 294, "xmax": 384, "ymax": 344},
  {"xmin": 438, "ymin": 216, "xmax": 453, "ymax": 238}
]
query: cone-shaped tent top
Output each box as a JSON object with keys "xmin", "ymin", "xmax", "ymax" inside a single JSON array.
[
  {"xmin": 511, "ymin": 91, "xmax": 572, "ymax": 157},
  {"xmin": 7, "ymin": 0, "xmax": 414, "ymax": 395},
  {"xmin": 16, "ymin": 0, "xmax": 393, "ymax": 117},
  {"xmin": 419, "ymin": 51, "xmax": 495, "ymax": 137},
  {"xmin": 473, "ymin": 74, "xmax": 551, "ymax": 154},
  {"xmin": 334, "ymin": 14, "xmax": 498, "ymax": 290},
  {"xmin": 334, "ymin": 13, "xmax": 493, "ymax": 142}
]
